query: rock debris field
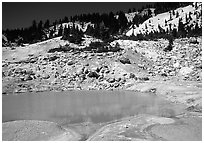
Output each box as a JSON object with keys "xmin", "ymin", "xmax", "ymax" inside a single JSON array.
[{"xmin": 2, "ymin": 37, "xmax": 202, "ymax": 107}]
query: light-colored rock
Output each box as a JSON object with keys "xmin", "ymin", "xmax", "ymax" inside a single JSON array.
[{"xmin": 179, "ymin": 67, "xmax": 194, "ymax": 76}]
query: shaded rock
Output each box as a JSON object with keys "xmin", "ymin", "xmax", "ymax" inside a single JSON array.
[
  {"xmin": 87, "ymin": 71, "xmax": 99, "ymax": 78},
  {"xmin": 83, "ymin": 68, "xmax": 89, "ymax": 74},
  {"xmin": 84, "ymin": 63, "xmax": 89, "ymax": 66},
  {"xmin": 91, "ymin": 66, "xmax": 100, "ymax": 73},
  {"xmin": 129, "ymin": 73, "xmax": 135, "ymax": 79},
  {"xmin": 42, "ymin": 74, "xmax": 50, "ymax": 79},
  {"xmin": 139, "ymin": 77, "xmax": 149, "ymax": 81},
  {"xmin": 189, "ymin": 38, "xmax": 199, "ymax": 44},
  {"xmin": 161, "ymin": 73, "xmax": 168, "ymax": 77},
  {"xmin": 104, "ymin": 69, "xmax": 110, "ymax": 74},
  {"xmin": 119, "ymin": 57, "xmax": 131, "ymax": 64},
  {"xmin": 109, "ymin": 43, "xmax": 121, "ymax": 52},
  {"xmin": 67, "ymin": 61, "xmax": 75, "ymax": 65},
  {"xmin": 61, "ymin": 72, "xmax": 68, "ymax": 78},
  {"xmin": 186, "ymin": 105, "xmax": 202, "ymax": 113},
  {"xmin": 41, "ymin": 61, "xmax": 47, "ymax": 65},
  {"xmin": 24, "ymin": 75, "xmax": 33, "ymax": 81},
  {"xmin": 48, "ymin": 55, "xmax": 59, "ymax": 61},
  {"xmin": 107, "ymin": 78, "xmax": 115, "ymax": 83},
  {"xmin": 76, "ymin": 66, "xmax": 85, "ymax": 75}
]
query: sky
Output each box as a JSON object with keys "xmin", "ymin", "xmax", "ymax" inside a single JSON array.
[{"xmin": 2, "ymin": 2, "xmax": 154, "ymax": 30}]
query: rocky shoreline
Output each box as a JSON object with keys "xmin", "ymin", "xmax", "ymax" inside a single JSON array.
[
  {"xmin": 2, "ymin": 37, "xmax": 202, "ymax": 109},
  {"xmin": 2, "ymin": 37, "xmax": 202, "ymax": 141}
]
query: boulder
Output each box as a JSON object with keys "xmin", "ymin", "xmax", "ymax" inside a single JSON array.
[
  {"xmin": 129, "ymin": 73, "xmax": 135, "ymax": 79},
  {"xmin": 87, "ymin": 71, "xmax": 99, "ymax": 78},
  {"xmin": 76, "ymin": 66, "xmax": 85, "ymax": 75},
  {"xmin": 91, "ymin": 66, "xmax": 100, "ymax": 73},
  {"xmin": 24, "ymin": 75, "xmax": 33, "ymax": 81},
  {"xmin": 179, "ymin": 67, "xmax": 193, "ymax": 76},
  {"xmin": 42, "ymin": 74, "xmax": 50, "ymax": 79},
  {"xmin": 119, "ymin": 57, "xmax": 131, "ymax": 64},
  {"xmin": 107, "ymin": 77, "xmax": 115, "ymax": 83},
  {"xmin": 48, "ymin": 55, "xmax": 59, "ymax": 61},
  {"xmin": 67, "ymin": 60, "xmax": 75, "ymax": 65}
]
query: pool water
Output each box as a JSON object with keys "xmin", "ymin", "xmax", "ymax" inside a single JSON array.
[{"xmin": 2, "ymin": 90, "xmax": 185, "ymax": 125}]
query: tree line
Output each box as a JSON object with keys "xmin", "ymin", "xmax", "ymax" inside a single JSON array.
[{"xmin": 2, "ymin": 2, "xmax": 199, "ymax": 46}]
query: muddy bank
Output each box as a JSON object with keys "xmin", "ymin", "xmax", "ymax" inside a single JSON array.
[
  {"xmin": 3, "ymin": 112, "xmax": 201, "ymax": 141},
  {"xmin": 127, "ymin": 79, "xmax": 202, "ymax": 112},
  {"xmin": 2, "ymin": 120, "xmax": 81, "ymax": 141},
  {"xmin": 87, "ymin": 113, "xmax": 202, "ymax": 141}
]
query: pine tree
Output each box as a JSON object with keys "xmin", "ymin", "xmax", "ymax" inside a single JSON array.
[
  {"xmin": 194, "ymin": 23, "xmax": 201, "ymax": 36},
  {"xmin": 165, "ymin": 19, "xmax": 167, "ymax": 26},
  {"xmin": 166, "ymin": 27, "xmax": 169, "ymax": 34},
  {"xmin": 169, "ymin": 11, "xmax": 172, "ymax": 20},
  {"xmin": 148, "ymin": 9, "xmax": 152, "ymax": 17},
  {"xmin": 145, "ymin": 24, "xmax": 148, "ymax": 29},
  {"xmin": 99, "ymin": 21, "xmax": 110, "ymax": 41},
  {"xmin": 62, "ymin": 23, "xmax": 83, "ymax": 44},
  {"xmin": 37, "ymin": 20, "xmax": 43, "ymax": 40},
  {"xmin": 38, "ymin": 21, "xmax": 43, "ymax": 31},
  {"xmin": 195, "ymin": 2, "xmax": 198, "ymax": 9},
  {"xmin": 176, "ymin": 11, "xmax": 179, "ymax": 18},
  {"xmin": 58, "ymin": 24, "xmax": 63, "ymax": 36},
  {"xmin": 93, "ymin": 23, "xmax": 101, "ymax": 38},
  {"xmin": 169, "ymin": 23, "xmax": 172, "ymax": 32},
  {"xmin": 30, "ymin": 20, "xmax": 38, "ymax": 42},
  {"xmin": 178, "ymin": 18, "xmax": 186, "ymax": 37},
  {"xmin": 185, "ymin": 13, "xmax": 188, "ymax": 23},
  {"xmin": 172, "ymin": 28, "xmax": 177, "ymax": 38},
  {"xmin": 172, "ymin": 10, "xmax": 175, "ymax": 15},
  {"xmin": 164, "ymin": 36, "xmax": 174, "ymax": 52},
  {"xmin": 189, "ymin": 12, "xmax": 192, "ymax": 20},
  {"xmin": 63, "ymin": 16, "xmax": 69, "ymax": 23},
  {"xmin": 44, "ymin": 19, "xmax": 50, "ymax": 29},
  {"xmin": 49, "ymin": 29, "xmax": 55, "ymax": 39},
  {"xmin": 85, "ymin": 25, "xmax": 95, "ymax": 36},
  {"xmin": 32, "ymin": 20, "xmax": 37, "ymax": 30},
  {"xmin": 62, "ymin": 25, "xmax": 69, "ymax": 40},
  {"xmin": 118, "ymin": 11, "xmax": 128, "ymax": 33},
  {"xmin": 133, "ymin": 15, "xmax": 139, "ymax": 27}
]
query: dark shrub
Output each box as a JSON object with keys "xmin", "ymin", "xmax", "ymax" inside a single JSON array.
[
  {"xmin": 48, "ymin": 45, "xmax": 76, "ymax": 53},
  {"xmin": 164, "ymin": 36, "xmax": 174, "ymax": 52},
  {"xmin": 84, "ymin": 41, "xmax": 122, "ymax": 53},
  {"xmin": 189, "ymin": 38, "xmax": 199, "ymax": 44},
  {"xmin": 119, "ymin": 56, "xmax": 131, "ymax": 64},
  {"xmin": 84, "ymin": 42, "xmax": 107, "ymax": 53}
]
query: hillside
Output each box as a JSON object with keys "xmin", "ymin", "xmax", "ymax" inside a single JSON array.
[
  {"xmin": 126, "ymin": 2, "xmax": 202, "ymax": 36},
  {"xmin": 48, "ymin": 22, "xmax": 95, "ymax": 38}
]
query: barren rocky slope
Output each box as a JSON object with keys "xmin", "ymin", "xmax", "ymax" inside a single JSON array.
[
  {"xmin": 2, "ymin": 36, "xmax": 202, "ymax": 111},
  {"xmin": 2, "ymin": 36, "xmax": 202, "ymax": 141}
]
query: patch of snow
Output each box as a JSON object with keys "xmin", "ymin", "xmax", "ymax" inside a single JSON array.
[
  {"xmin": 49, "ymin": 22, "xmax": 94, "ymax": 36},
  {"xmin": 126, "ymin": 2, "xmax": 202, "ymax": 36}
]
